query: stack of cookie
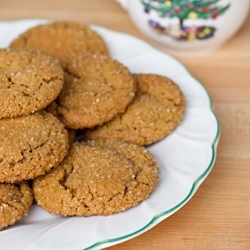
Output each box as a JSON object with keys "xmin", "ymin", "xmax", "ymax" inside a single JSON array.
[
  {"xmin": 0, "ymin": 20, "xmax": 185, "ymax": 230},
  {"xmin": 0, "ymin": 48, "xmax": 69, "ymax": 230}
]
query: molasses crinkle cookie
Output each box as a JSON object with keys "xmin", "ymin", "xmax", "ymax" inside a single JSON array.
[
  {"xmin": 33, "ymin": 139, "xmax": 159, "ymax": 216},
  {"xmin": 10, "ymin": 21, "xmax": 109, "ymax": 62},
  {"xmin": 0, "ymin": 181, "xmax": 33, "ymax": 230},
  {"xmin": 0, "ymin": 48, "xmax": 64, "ymax": 118},
  {"xmin": 0, "ymin": 110, "xmax": 69, "ymax": 183},
  {"xmin": 84, "ymin": 73, "xmax": 186, "ymax": 145},
  {"xmin": 49, "ymin": 53, "xmax": 136, "ymax": 129}
]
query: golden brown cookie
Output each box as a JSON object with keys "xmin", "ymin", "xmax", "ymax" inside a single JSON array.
[
  {"xmin": 10, "ymin": 21, "xmax": 109, "ymax": 62},
  {"xmin": 0, "ymin": 110, "xmax": 69, "ymax": 183},
  {"xmin": 33, "ymin": 139, "xmax": 159, "ymax": 216},
  {"xmin": 0, "ymin": 48, "xmax": 64, "ymax": 119},
  {"xmin": 49, "ymin": 53, "xmax": 136, "ymax": 129},
  {"xmin": 0, "ymin": 181, "xmax": 33, "ymax": 230},
  {"xmin": 84, "ymin": 74, "xmax": 186, "ymax": 145}
]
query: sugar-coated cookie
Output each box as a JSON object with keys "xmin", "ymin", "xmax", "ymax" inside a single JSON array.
[
  {"xmin": 0, "ymin": 181, "xmax": 33, "ymax": 230},
  {"xmin": 0, "ymin": 48, "xmax": 64, "ymax": 118},
  {"xmin": 10, "ymin": 21, "xmax": 109, "ymax": 62},
  {"xmin": 48, "ymin": 53, "xmax": 136, "ymax": 129},
  {"xmin": 84, "ymin": 74, "xmax": 186, "ymax": 145},
  {"xmin": 33, "ymin": 139, "xmax": 159, "ymax": 216},
  {"xmin": 0, "ymin": 110, "xmax": 69, "ymax": 183}
]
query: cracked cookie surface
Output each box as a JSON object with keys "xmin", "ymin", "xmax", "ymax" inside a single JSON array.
[
  {"xmin": 0, "ymin": 48, "xmax": 64, "ymax": 118},
  {"xmin": 0, "ymin": 181, "xmax": 33, "ymax": 230},
  {"xmin": 48, "ymin": 53, "xmax": 136, "ymax": 129},
  {"xmin": 0, "ymin": 110, "xmax": 69, "ymax": 183},
  {"xmin": 84, "ymin": 74, "xmax": 186, "ymax": 145},
  {"xmin": 32, "ymin": 139, "xmax": 159, "ymax": 216},
  {"xmin": 10, "ymin": 21, "xmax": 109, "ymax": 62}
]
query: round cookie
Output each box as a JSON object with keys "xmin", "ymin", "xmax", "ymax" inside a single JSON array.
[
  {"xmin": 84, "ymin": 74, "xmax": 186, "ymax": 145},
  {"xmin": 0, "ymin": 110, "xmax": 69, "ymax": 183},
  {"xmin": 0, "ymin": 48, "xmax": 64, "ymax": 119},
  {"xmin": 50, "ymin": 53, "xmax": 136, "ymax": 129},
  {"xmin": 10, "ymin": 21, "xmax": 109, "ymax": 62},
  {"xmin": 32, "ymin": 139, "xmax": 159, "ymax": 216},
  {"xmin": 0, "ymin": 181, "xmax": 33, "ymax": 230}
]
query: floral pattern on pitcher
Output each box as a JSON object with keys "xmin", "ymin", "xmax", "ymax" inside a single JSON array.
[{"xmin": 141, "ymin": 0, "xmax": 230, "ymax": 41}]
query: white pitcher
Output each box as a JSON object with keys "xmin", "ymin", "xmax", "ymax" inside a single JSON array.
[{"xmin": 116, "ymin": 0, "xmax": 250, "ymax": 56}]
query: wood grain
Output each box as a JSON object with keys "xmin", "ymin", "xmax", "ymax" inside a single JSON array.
[{"xmin": 0, "ymin": 1, "xmax": 249, "ymax": 249}]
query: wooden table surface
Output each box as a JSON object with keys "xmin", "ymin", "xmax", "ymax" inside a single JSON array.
[{"xmin": 1, "ymin": 1, "xmax": 249, "ymax": 249}]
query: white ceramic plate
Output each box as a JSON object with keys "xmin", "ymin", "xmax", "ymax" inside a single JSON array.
[{"xmin": 0, "ymin": 19, "xmax": 220, "ymax": 250}]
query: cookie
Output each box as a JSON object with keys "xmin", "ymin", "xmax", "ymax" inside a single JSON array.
[
  {"xmin": 84, "ymin": 74, "xmax": 186, "ymax": 145},
  {"xmin": 32, "ymin": 139, "xmax": 159, "ymax": 216},
  {"xmin": 10, "ymin": 21, "xmax": 109, "ymax": 62},
  {"xmin": 0, "ymin": 181, "xmax": 33, "ymax": 230},
  {"xmin": 0, "ymin": 48, "xmax": 64, "ymax": 119},
  {"xmin": 49, "ymin": 53, "xmax": 136, "ymax": 129},
  {"xmin": 0, "ymin": 110, "xmax": 69, "ymax": 183}
]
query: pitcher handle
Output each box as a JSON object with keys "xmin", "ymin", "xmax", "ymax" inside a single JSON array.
[{"xmin": 115, "ymin": 0, "xmax": 128, "ymax": 10}]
